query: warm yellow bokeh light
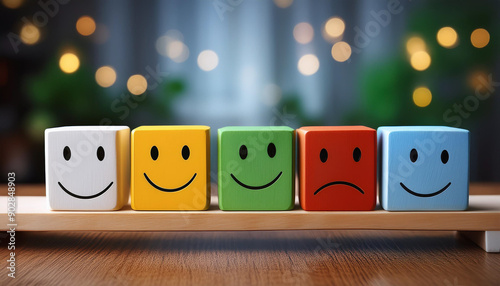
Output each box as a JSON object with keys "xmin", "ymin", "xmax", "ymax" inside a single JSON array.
[
  {"xmin": 297, "ymin": 54, "xmax": 319, "ymax": 76},
  {"xmin": 197, "ymin": 50, "xmax": 219, "ymax": 71},
  {"xmin": 59, "ymin": 53, "xmax": 80, "ymax": 74},
  {"xmin": 2, "ymin": 0, "xmax": 22, "ymax": 9},
  {"xmin": 273, "ymin": 0, "xmax": 293, "ymax": 8},
  {"xmin": 410, "ymin": 51, "xmax": 431, "ymax": 71},
  {"xmin": 324, "ymin": 17, "xmax": 345, "ymax": 38},
  {"xmin": 331, "ymin": 41, "xmax": 352, "ymax": 62},
  {"xmin": 127, "ymin": 75, "xmax": 148, "ymax": 95},
  {"xmin": 76, "ymin": 16, "xmax": 96, "ymax": 36},
  {"xmin": 95, "ymin": 66, "xmax": 117, "ymax": 88},
  {"xmin": 293, "ymin": 22, "xmax": 314, "ymax": 44},
  {"xmin": 437, "ymin": 27, "xmax": 458, "ymax": 48},
  {"xmin": 406, "ymin": 36, "xmax": 426, "ymax": 55},
  {"xmin": 413, "ymin": 87, "xmax": 432, "ymax": 107},
  {"xmin": 20, "ymin": 23, "xmax": 40, "ymax": 45},
  {"xmin": 471, "ymin": 28, "xmax": 490, "ymax": 48}
]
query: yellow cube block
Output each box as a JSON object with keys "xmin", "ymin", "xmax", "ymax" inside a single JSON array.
[{"xmin": 131, "ymin": 126, "xmax": 210, "ymax": 210}]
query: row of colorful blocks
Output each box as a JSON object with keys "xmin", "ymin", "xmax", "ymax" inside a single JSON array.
[{"xmin": 45, "ymin": 125, "xmax": 469, "ymax": 211}]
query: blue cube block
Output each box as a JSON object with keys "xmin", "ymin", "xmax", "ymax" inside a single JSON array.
[{"xmin": 377, "ymin": 126, "xmax": 469, "ymax": 211}]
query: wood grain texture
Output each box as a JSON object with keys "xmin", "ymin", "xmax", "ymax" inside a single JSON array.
[
  {"xmin": 1, "ymin": 230, "xmax": 499, "ymax": 285},
  {"xmin": 460, "ymin": 231, "xmax": 500, "ymax": 252},
  {"xmin": 0, "ymin": 184, "xmax": 499, "ymax": 285},
  {"xmin": 0, "ymin": 195, "xmax": 499, "ymax": 232}
]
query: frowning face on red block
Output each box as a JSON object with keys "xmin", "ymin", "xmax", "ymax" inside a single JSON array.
[{"xmin": 297, "ymin": 126, "xmax": 376, "ymax": 211}]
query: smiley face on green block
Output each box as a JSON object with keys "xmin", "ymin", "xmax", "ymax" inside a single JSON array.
[{"xmin": 218, "ymin": 126, "xmax": 295, "ymax": 210}]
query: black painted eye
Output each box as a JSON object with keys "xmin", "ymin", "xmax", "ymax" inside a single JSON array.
[
  {"xmin": 182, "ymin": 145, "xmax": 190, "ymax": 160},
  {"xmin": 151, "ymin": 146, "xmax": 159, "ymax": 161},
  {"xmin": 239, "ymin": 145, "xmax": 248, "ymax": 160},
  {"xmin": 410, "ymin": 148, "xmax": 418, "ymax": 163},
  {"xmin": 97, "ymin": 146, "xmax": 105, "ymax": 161},
  {"xmin": 267, "ymin": 143, "xmax": 276, "ymax": 158},
  {"xmin": 441, "ymin": 150, "xmax": 449, "ymax": 164},
  {"xmin": 353, "ymin": 147, "xmax": 361, "ymax": 162},
  {"xmin": 63, "ymin": 146, "xmax": 71, "ymax": 161},
  {"xmin": 320, "ymin": 148, "xmax": 328, "ymax": 163}
]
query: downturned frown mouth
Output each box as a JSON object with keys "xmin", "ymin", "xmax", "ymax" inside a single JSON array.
[
  {"xmin": 231, "ymin": 171, "xmax": 282, "ymax": 190},
  {"xmin": 314, "ymin": 181, "xmax": 365, "ymax": 195},
  {"xmin": 144, "ymin": 173, "xmax": 197, "ymax": 192}
]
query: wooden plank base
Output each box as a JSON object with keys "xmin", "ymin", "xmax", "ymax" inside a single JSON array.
[{"xmin": 1, "ymin": 195, "xmax": 499, "ymax": 233}]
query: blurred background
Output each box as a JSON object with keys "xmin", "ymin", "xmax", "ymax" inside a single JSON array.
[{"xmin": 0, "ymin": 0, "xmax": 499, "ymax": 183}]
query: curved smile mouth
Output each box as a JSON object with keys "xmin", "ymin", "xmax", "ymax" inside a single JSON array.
[
  {"xmin": 231, "ymin": 171, "xmax": 282, "ymax": 190},
  {"xmin": 144, "ymin": 173, "xmax": 197, "ymax": 192},
  {"xmin": 400, "ymin": 182, "xmax": 451, "ymax": 197},
  {"xmin": 314, "ymin": 181, "xmax": 365, "ymax": 195},
  {"xmin": 58, "ymin": 181, "xmax": 113, "ymax": 199}
]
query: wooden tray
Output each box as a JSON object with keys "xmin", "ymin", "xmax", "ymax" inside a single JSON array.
[
  {"xmin": 2, "ymin": 195, "xmax": 499, "ymax": 252},
  {"xmin": 0, "ymin": 195, "xmax": 498, "ymax": 231}
]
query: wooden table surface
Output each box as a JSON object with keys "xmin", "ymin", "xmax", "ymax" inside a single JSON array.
[{"xmin": 1, "ymin": 183, "xmax": 499, "ymax": 285}]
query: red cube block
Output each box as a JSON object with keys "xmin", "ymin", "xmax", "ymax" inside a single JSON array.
[{"xmin": 297, "ymin": 126, "xmax": 376, "ymax": 211}]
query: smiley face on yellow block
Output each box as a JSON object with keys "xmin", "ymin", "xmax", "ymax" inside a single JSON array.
[{"xmin": 131, "ymin": 126, "xmax": 210, "ymax": 210}]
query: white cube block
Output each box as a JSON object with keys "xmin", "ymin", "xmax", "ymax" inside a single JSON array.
[{"xmin": 45, "ymin": 126, "xmax": 130, "ymax": 210}]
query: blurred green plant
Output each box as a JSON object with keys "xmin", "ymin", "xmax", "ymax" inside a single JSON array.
[
  {"xmin": 277, "ymin": 93, "xmax": 324, "ymax": 128},
  {"xmin": 344, "ymin": 1, "xmax": 498, "ymax": 129}
]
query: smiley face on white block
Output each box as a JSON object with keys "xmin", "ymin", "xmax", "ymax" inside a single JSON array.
[{"xmin": 45, "ymin": 126, "xmax": 130, "ymax": 210}]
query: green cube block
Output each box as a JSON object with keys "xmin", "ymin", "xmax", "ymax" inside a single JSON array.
[{"xmin": 218, "ymin": 126, "xmax": 295, "ymax": 210}]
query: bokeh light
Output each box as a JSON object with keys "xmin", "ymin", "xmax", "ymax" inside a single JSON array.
[
  {"xmin": 406, "ymin": 36, "xmax": 426, "ymax": 55},
  {"xmin": 273, "ymin": 0, "xmax": 293, "ymax": 8},
  {"xmin": 170, "ymin": 43, "xmax": 189, "ymax": 63},
  {"xmin": 324, "ymin": 17, "xmax": 345, "ymax": 39},
  {"xmin": 410, "ymin": 51, "xmax": 431, "ymax": 71},
  {"xmin": 20, "ymin": 23, "xmax": 40, "ymax": 45},
  {"xmin": 127, "ymin": 75, "xmax": 148, "ymax": 95},
  {"xmin": 471, "ymin": 28, "xmax": 490, "ymax": 48},
  {"xmin": 167, "ymin": 40, "xmax": 184, "ymax": 58},
  {"xmin": 436, "ymin": 27, "xmax": 458, "ymax": 48},
  {"xmin": 95, "ymin": 66, "xmax": 117, "ymax": 88},
  {"xmin": 166, "ymin": 40, "xmax": 189, "ymax": 63},
  {"xmin": 412, "ymin": 87, "xmax": 432, "ymax": 107},
  {"xmin": 331, "ymin": 41, "xmax": 352, "ymax": 62},
  {"xmin": 76, "ymin": 16, "xmax": 96, "ymax": 36},
  {"xmin": 297, "ymin": 54, "xmax": 319, "ymax": 76},
  {"xmin": 156, "ymin": 30, "xmax": 189, "ymax": 63},
  {"xmin": 59, "ymin": 53, "xmax": 80, "ymax": 74},
  {"xmin": 293, "ymin": 22, "xmax": 314, "ymax": 44},
  {"xmin": 197, "ymin": 50, "xmax": 219, "ymax": 71},
  {"xmin": 2, "ymin": 0, "xmax": 22, "ymax": 9}
]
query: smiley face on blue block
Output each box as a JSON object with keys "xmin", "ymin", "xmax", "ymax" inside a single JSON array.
[{"xmin": 377, "ymin": 126, "xmax": 469, "ymax": 211}]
